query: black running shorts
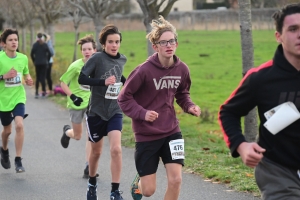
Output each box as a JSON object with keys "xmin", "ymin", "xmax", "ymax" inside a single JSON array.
[
  {"xmin": 86, "ymin": 113, "xmax": 122, "ymax": 143},
  {"xmin": 135, "ymin": 132, "xmax": 184, "ymax": 177}
]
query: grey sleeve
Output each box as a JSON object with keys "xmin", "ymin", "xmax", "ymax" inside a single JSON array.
[{"xmin": 80, "ymin": 53, "xmax": 98, "ymax": 76}]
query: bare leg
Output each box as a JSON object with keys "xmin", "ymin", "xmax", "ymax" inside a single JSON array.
[
  {"xmin": 164, "ymin": 163, "xmax": 182, "ymax": 200},
  {"xmin": 1, "ymin": 124, "xmax": 12, "ymax": 150},
  {"xmin": 139, "ymin": 173, "xmax": 156, "ymax": 197},
  {"xmin": 107, "ymin": 130, "xmax": 122, "ymax": 183},
  {"xmin": 89, "ymin": 139, "xmax": 104, "ymax": 177},
  {"xmin": 14, "ymin": 116, "xmax": 24, "ymax": 157}
]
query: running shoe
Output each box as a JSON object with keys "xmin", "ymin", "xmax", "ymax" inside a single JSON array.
[
  {"xmin": 130, "ymin": 173, "xmax": 142, "ymax": 200},
  {"xmin": 110, "ymin": 190, "xmax": 124, "ymax": 200},
  {"xmin": 86, "ymin": 183, "xmax": 98, "ymax": 200},
  {"xmin": 15, "ymin": 158, "xmax": 25, "ymax": 173},
  {"xmin": 60, "ymin": 125, "xmax": 71, "ymax": 148},
  {"xmin": 0, "ymin": 147, "xmax": 11, "ymax": 169}
]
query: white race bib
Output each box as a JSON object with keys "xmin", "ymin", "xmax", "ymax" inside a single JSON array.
[
  {"xmin": 105, "ymin": 82, "xmax": 123, "ymax": 99},
  {"xmin": 5, "ymin": 72, "xmax": 22, "ymax": 87},
  {"xmin": 169, "ymin": 139, "xmax": 185, "ymax": 160}
]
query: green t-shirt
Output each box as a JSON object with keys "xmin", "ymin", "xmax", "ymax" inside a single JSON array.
[
  {"xmin": 60, "ymin": 58, "xmax": 91, "ymax": 110},
  {"xmin": 0, "ymin": 52, "xmax": 29, "ymax": 111}
]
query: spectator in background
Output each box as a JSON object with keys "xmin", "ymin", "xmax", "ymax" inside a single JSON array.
[
  {"xmin": 30, "ymin": 32, "xmax": 53, "ymax": 98},
  {"xmin": 43, "ymin": 33, "xmax": 54, "ymax": 95}
]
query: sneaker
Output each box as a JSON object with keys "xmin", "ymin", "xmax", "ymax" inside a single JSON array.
[
  {"xmin": 86, "ymin": 183, "xmax": 98, "ymax": 200},
  {"xmin": 83, "ymin": 165, "xmax": 99, "ymax": 179},
  {"xmin": 130, "ymin": 173, "xmax": 142, "ymax": 200},
  {"xmin": 110, "ymin": 190, "xmax": 124, "ymax": 200},
  {"xmin": 0, "ymin": 147, "xmax": 11, "ymax": 169},
  {"xmin": 35, "ymin": 94, "xmax": 39, "ymax": 99},
  {"xmin": 15, "ymin": 158, "xmax": 25, "ymax": 173},
  {"xmin": 61, "ymin": 125, "xmax": 71, "ymax": 148}
]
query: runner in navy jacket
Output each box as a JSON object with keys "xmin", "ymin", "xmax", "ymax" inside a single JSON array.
[{"xmin": 219, "ymin": 3, "xmax": 300, "ymax": 200}]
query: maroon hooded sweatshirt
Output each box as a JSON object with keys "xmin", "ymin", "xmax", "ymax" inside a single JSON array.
[{"xmin": 118, "ymin": 53, "xmax": 195, "ymax": 142}]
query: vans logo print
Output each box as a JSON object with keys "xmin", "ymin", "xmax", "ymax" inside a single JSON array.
[{"xmin": 153, "ymin": 76, "xmax": 181, "ymax": 90}]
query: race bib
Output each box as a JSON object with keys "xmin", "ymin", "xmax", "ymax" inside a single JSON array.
[
  {"xmin": 5, "ymin": 72, "xmax": 22, "ymax": 87},
  {"xmin": 105, "ymin": 82, "xmax": 123, "ymax": 99},
  {"xmin": 80, "ymin": 84, "xmax": 90, "ymax": 91},
  {"xmin": 169, "ymin": 139, "xmax": 185, "ymax": 160}
]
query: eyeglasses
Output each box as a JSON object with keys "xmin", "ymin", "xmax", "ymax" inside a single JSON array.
[{"xmin": 155, "ymin": 39, "xmax": 177, "ymax": 47}]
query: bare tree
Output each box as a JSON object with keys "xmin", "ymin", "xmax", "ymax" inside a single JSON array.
[
  {"xmin": 68, "ymin": 0, "xmax": 128, "ymax": 51},
  {"xmin": 30, "ymin": 0, "xmax": 65, "ymax": 46},
  {"xmin": 0, "ymin": 0, "xmax": 34, "ymax": 52},
  {"xmin": 68, "ymin": 7, "xmax": 83, "ymax": 61},
  {"xmin": 136, "ymin": 0, "xmax": 178, "ymax": 57},
  {"xmin": 238, "ymin": 0, "xmax": 257, "ymax": 142}
]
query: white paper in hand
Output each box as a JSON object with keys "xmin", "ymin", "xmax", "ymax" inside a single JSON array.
[{"xmin": 263, "ymin": 102, "xmax": 300, "ymax": 135}]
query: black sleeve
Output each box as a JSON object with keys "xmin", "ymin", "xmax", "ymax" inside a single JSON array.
[
  {"xmin": 30, "ymin": 45, "xmax": 35, "ymax": 62},
  {"xmin": 78, "ymin": 72, "xmax": 105, "ymax": 86},
  {"xmin": 121, "ymin": 75, "xmax": 126, "ymax": 85}
]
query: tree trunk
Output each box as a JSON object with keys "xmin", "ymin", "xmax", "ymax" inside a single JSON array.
[
  {"xmin": 93, "ymin": 15, "xmax": 104, "ymax": 52},
  {"xmin": 47, "ymin": 23, "xmax": 55, "ymax": 46},
  {"xmin": 30, "ymin": 20, "xmax": 35, "ymax": 47},
  {"xmin": 238, "ymin": 0, "xmax": 258, "ymax": 142},
  {"xmin": 21, "ymin": 27, "xmax": 26, "ymax": 53},
  {"xmin": 73, "ymin": 30, "xmax": 79, "ymax": 62}
]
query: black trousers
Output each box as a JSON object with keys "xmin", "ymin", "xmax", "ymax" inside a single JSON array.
[
  {"xmin": 46, "ymin": 63, "xmax": 53, "ymax": 91},
  {"xmin": 35, "ymin": 64, "xmax": 47, "ymax": 94}
]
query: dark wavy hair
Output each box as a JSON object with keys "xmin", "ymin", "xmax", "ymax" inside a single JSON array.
[
  {"xmin": 1, "ymin": 28, "xmax": 19, "ymax": 43},
  {"xmin": 272, "ymin": 3, "xmax": 300, "ymax": 33}
]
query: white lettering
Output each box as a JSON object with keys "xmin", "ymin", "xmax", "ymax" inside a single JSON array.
[{"xmin": 153, "ymin": 78, "xmax": 162, "ymax": 90}]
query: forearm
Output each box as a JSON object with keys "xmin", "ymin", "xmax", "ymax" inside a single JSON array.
[
  {"xmin": 78, "ymin": 72, "xmax": 105, "ymax": 86},
  {"xmin": 60, "ymin": 82, "xmax": 73, "ymax": 96}
]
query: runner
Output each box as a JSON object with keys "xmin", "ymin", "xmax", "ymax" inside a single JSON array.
[
  {"xmin": 78, "ymin": 25, "xmax": 127, "ymax": 200},
  {"xmin": 0, "ymin": 28, "xmax": 33, "ymax": 173},
  {"xmin": 59, "ymin": 34, "xmax": 96, "ymax": 178},
  {"xmin": 118, "ymin": 16, "xmax": 201, "ymax": 200}
]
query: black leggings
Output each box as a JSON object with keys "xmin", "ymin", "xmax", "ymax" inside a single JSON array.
[
  {"xmin": 35, "ymin": 64, "xmax": 47, "ymax": 94},
  {"xmin": 46, "ymin": 63, "xmax": 53, "ymax": 91}
]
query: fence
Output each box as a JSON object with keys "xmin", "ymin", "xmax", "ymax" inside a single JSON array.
[{"xmin": 55, "ymin": 8, "xmax": 278, "ymax": 32}]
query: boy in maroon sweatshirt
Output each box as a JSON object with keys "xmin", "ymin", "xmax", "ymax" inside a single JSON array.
[{"xmin": 118, "ymin": 16, "xmax": 201, "ymax": 200}]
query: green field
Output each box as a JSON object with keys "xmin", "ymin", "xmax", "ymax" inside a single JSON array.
[{"xmin": 29, "ymin": 30, "xmax": 278, "ymax": 196}]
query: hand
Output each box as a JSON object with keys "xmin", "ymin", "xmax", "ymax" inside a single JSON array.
[
  {"xmin": 188, "ymin": 105, "xmax": 201, "ymax": 117},
  {"xmin": 237, "ymin": 142, "xmax": 266, "ymax": 168},
  {"xmin": 145, "ymin": 110, "xmax": 159, "ymax": 122},
  {"xmin": 25, "ymin": 77, "xmax": 33, "ymax": 86},
  {"xmin": 105, "ymin": 75, "xmax": 116, "ymax": 86},
  {"xmin": 70, "ymin": 94, "xmax": 83, "ymax": 106},
  {"xmin": 3, "ymin": 67, "xmax": 17, "ymax": 79}
]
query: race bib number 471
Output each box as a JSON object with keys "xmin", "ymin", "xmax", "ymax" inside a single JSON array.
[
  {"xmin": 169, "ymin": 139, "xmax": 185, "ymax": 160},
  {"xmin": 105, "ymin": 82, "xmax": 123, "ymax": 99}
]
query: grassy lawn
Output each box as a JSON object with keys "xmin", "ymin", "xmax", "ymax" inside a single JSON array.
[{"xmin": 30, "ymin": 29, "xmax": 278, "ymax": 197}]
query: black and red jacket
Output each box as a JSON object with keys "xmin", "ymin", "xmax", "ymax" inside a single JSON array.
[{"xmin": 219, "ymin": 44, "xmax": 300, "ymax": 169}]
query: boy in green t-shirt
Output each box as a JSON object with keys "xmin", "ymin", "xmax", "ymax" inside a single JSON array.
[
  {"xmin": 0, "ymin": 28, "xmax": 33, "ymax": 173},
  {"xmin": 59, "ymin": 35, "xmax": 96, "ymax": 178}
]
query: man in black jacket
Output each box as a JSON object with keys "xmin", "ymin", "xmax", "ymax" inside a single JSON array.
[
  {"xmin": 219, "ymin": 3, "xmax": 300, "ymax": 200},
  {"xmin": 30, "ymin": 32, "xmax": 53, "ymax": 98}
]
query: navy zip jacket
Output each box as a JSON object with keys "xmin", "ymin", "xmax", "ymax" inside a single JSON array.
[{"xmin": 219, "ymin": 44, "xmax": 300, "ymax": 170}]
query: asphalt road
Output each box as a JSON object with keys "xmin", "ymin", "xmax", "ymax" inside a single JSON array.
[{"xmin": 0, "ymin": 86, "xmax": 261, "ymax": 200}]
